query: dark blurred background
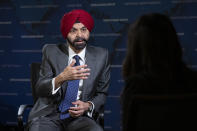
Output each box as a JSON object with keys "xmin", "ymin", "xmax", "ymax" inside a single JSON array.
[{"xmin": 0, "ymin": 0, "xmax": 197, "ymax": 131}]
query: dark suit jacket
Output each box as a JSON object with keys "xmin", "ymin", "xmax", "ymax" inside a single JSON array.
[{"xmin": 28, "ymin": 44, "xmax": 110, "ymax": 122}]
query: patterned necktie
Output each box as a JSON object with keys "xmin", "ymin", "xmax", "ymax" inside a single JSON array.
[{"xmin": 59, "ymin": 55, "xmax": 80, "ymax": 119}]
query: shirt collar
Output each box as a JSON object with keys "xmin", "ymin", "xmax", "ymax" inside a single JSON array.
[{"xmin": 68, "ymin": 46, "xmax": 86, "ymax": 62}]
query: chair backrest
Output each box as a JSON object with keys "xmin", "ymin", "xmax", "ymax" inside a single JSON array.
[
  {"xmin": 127, "ymin": 94, "xmax": 197, "ymax": 131},
  {"xmin": 30, "ymin": 63, "xmax": 41, "ymax": 103}
]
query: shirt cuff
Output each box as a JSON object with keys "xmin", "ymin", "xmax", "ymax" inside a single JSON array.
[
  {"xmin": 52, "ymin": 78, "xmax": 60, "ymax": 95},
  {"xmin": 86, "ymin": 101, "xmax": 95, "ymax": 117}
]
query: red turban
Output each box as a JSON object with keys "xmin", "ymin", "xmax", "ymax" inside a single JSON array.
[{"xmin": 60, "ymin": 9, "xmax": 94, "ymax": 38}]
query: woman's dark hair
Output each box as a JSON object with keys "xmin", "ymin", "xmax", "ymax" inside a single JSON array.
[{"xmin": 123, "ymin": 13, "xmax": 184, "ymax": 80}]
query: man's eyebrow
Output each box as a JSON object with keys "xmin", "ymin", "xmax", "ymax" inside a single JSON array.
[
  {"xmin": 81, "ymin": 26, "xmax": 87, "ymax": 29},
  {"xmin": 71, "ymin": 27, "xmax": 77, "ymax": 30}
]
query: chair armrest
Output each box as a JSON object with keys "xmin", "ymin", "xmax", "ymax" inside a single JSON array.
[
  {"xmin": 98, "ymin": 113, "xmax": 104, "ymax": 128},
  {"xmin": 18, "ymin": 104, "xmax": 33, "ymax": 118},
  {"xmin": 17, "ymin": 104, "xmax": 33, "ymax": 129},
  {"xmin": 93, "ymin": 112, "xmax": 104, "ymax": 128},
  {"xmin": 96, "ymin": 113, "xmax": 104, "ymax": 121}
]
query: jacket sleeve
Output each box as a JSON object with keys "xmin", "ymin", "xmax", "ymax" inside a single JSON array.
[{"xmin": 35, "ymin": 45, "xmax": 58, "ymax": 98}]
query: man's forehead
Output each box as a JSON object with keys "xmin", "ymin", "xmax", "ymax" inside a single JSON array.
[{"xmin": 72, "ymin": 22, "xmax": 86, "ymax": 29}]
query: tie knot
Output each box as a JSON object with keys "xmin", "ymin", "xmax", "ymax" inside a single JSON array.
[{"xmin": 73, "ymin": 55, "xmax": 80, "ymax": 66}]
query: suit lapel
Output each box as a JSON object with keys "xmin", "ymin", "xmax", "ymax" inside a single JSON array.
[
  {"xmin": 58, "ymin": 44, "xmax": 69, "ymax": 71},
  {"xmin": 82, "ymin": 46, "xmax": 97, "ymax": 100}
]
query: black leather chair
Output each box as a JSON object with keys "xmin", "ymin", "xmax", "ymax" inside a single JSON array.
[
  {"xmin": 17, "ymin": 63, "xmax": 40, "ymax": 131},
  {"xmin": 17, "ymin": 63, "xmax": 104, "ymax": 131},
  {"xmin": 125, "ymin": 94, "xmax": 197, "ymax": 131}
]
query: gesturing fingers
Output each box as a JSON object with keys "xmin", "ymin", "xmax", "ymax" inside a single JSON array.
[
  {"xmin": 71, "ymin": 65, "xmax": 90, "ymax": 79},
  {"xmin": 60, "ymin": 63, "xmax": 91, "ymax": 81},
  {"xmin": 75, "ymin": 64, "xmax": 88, "ymax": 70},
  {"xmin": 77, "ymin": 68, "xmax": 90, "ymax": 74}
]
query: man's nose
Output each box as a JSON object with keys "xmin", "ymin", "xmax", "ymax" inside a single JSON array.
[{"xmin": 76, "ymin": 30, "xmax": 82, "ymax": 37}]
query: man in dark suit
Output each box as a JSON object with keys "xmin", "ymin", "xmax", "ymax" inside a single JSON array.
[{"xmin": 27, "ymin": 9, "xmax": 110, "ymax": 131}]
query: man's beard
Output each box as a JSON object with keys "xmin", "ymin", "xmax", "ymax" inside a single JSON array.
[{"xmin": 67, "ymin": 37, "xmax": 88, "ymax": 50}]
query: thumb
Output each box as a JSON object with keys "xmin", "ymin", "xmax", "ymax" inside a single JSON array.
[{"xmin": 70, "ymin": 59, "xmax": 76, "ymax": 67}]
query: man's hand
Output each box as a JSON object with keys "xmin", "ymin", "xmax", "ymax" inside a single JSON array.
[
  {"xmin": 55, "ymin": 59, "xmax": 90, "ymax": 88},
  {"xmin": 68, "ymin": 100, "xmax": 91, "ymax": 118}
]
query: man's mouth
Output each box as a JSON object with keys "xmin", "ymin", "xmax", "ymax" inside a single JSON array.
[{"xmin": 75, "ymin": 41, "xmax": 84, "ymax": 44}]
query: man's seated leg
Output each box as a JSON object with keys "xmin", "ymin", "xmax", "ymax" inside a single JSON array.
[
  {"xmin": 66, "ymin": 116, "xmax": 103, "ymax": 131},
  {"xmin": 27, "ymin": 116, "xmax": 63, "ymax": 131}
]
